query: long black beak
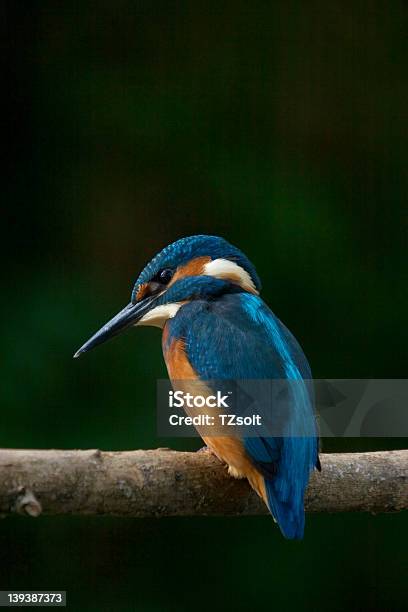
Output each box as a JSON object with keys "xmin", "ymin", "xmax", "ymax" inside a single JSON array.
[{"xmin": 73, "ymin": 296, "xmax": 156, "ymax": 358}]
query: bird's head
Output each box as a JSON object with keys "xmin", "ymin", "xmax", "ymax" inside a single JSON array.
[{"xmin": 74, "ymin": 235, "xmax": 261, "ymax": 358}]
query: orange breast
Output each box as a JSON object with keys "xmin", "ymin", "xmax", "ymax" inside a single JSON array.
[{"xmin": 161, "ymin": 329, "xmax": 267, "ymax": 504}]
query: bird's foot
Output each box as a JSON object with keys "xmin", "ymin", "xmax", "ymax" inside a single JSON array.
[
  {"xmin": 227, "ymin": 465, "xmax": 246, "ymax": 479},
  {"xmin": 197, "ymin": 445, "xmax": 216, "ymax": 456}
]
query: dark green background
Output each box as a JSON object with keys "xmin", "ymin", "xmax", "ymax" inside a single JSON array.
[{"xmin": 2, "ymin": 2, "xmax": 407, "ymax": 611}]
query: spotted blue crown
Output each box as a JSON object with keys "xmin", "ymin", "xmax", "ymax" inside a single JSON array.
[{"xmin": 131, "ymin": 235, "xmax": 261, "ymax": 302}]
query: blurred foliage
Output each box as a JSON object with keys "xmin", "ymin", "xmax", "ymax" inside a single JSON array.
[{"xmin": 2, "ymin": 1, "xmax": 407, "ymax": 611}]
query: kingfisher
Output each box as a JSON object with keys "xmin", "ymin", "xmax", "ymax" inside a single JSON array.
[{"xmin": 74, "ymin": 235, "xmax": 320, "ymax": 539}]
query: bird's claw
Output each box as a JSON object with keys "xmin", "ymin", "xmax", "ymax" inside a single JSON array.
[{"xmin": 197, "ymin": 445, "xmax": 216, "ymax": 455}]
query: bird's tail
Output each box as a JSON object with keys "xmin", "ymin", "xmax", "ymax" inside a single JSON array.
[
  {"xmin": 264, "ymin": 477, "xmax": 305, "ymax": 539},
  {"xmin": 263, "ymin": 438, "xmax": 317, "ymax": 540},
  {"xmin": 246, "ymin": 467, "xmax": 304, "ymax": 539}
]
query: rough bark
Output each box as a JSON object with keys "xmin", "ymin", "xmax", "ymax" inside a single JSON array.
[{"xmin": 0, "ymin": 449, "xmax": 406, "ymax": 518}]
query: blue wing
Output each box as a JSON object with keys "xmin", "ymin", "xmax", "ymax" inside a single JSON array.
[{"xmin": 168, "ymin": 291, "xmax": 319, "ymax": 539}]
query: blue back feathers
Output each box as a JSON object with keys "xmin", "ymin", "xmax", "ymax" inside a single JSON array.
[{"xmin": 166, "ymin": 292, "xmax": 319, "ymax": 540}]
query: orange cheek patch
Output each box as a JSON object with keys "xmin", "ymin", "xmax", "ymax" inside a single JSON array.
[
  {"xmin": 136, "ymin": 282, "xmax": 150, "ymax": 301},
  {"xmin": 169, "ymin": 256, "xmax": 211, "ymax": 286}
]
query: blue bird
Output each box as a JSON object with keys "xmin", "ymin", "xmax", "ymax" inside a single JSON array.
[{"xmin": 74, "ymin": 235, "xmax": 320, "ymax": 539}]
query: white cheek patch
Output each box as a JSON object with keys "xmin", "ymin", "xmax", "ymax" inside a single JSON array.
[
  {"xmin": 136, "ymin": 303, "xmax": 182, "ymax": 329},
  {"xmin": 203, "ymin": 258, "xmax": 258, "ymax": 294}
]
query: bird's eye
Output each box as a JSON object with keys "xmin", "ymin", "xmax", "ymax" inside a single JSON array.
[{"xmin": 159, "ymin": 268, "xmax": 173, "ymax": 284}]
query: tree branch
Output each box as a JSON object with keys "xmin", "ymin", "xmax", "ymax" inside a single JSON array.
[{"xmin": 0, "ymin": 449, "xmax": 406, "ymax": 518}]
